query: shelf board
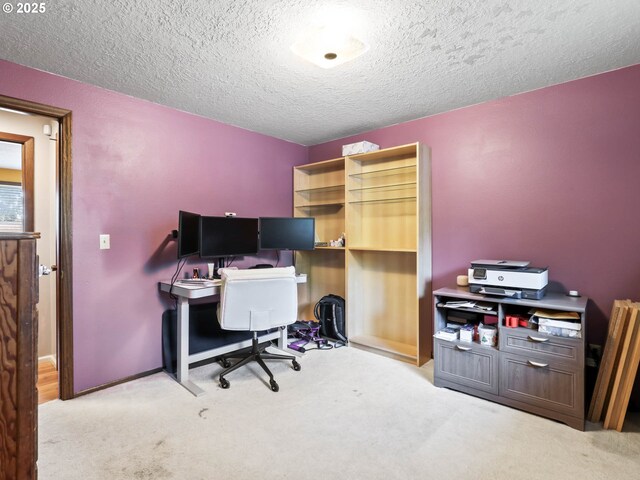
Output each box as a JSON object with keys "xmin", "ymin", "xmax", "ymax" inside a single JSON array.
[
  {"xmin": 294, "ymin": 157, "xmax": 344, "ymax": 172},
  {"xmin": 295, "ymin": 184, "xmax": 345, "ymax": 193},
  {"xmin": 347, "ymin": 143, "xmax": 418, "ymax": 161},
  {"xmin": 348, "ymin": 181, "xmax": 416, "ymax": 193},
  {"xmin": 348, "ymin": 164, "xmax": 416, "ymax": 180},
  {"xmin": 503, "ymin": 326, "xmax": 582, "ymax": 341},
  {"xmin": 294, "ymin": 201, "xmax": 345, "ymax": 208},
  {"xmin": 433, "ymin": 336, "xmax": 498, "ymax": 352},
  {"xmin": 348, "ymin": 195, "xmax": 416, "ymax": 204},
  {"xmin": 350, "ymin": 335, "xmax": 416, "ymax": 360},
  {"xmin": 348, "ymin": 246, "xmax": 416, "ymax": 253},
  {"xmin": 313, "ymin": 246, "xmax": 346, "ymax": 251}
]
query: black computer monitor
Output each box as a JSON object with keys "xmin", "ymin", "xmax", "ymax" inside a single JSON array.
[
  {"xmin": 200, "ymin": 216, "xmax": 259, "ymax": 258},
  {"xmin": 177, "ymin": 210, "xmax": 200, "ymax": 259},
  {"xmin": 259, "ymin": 217, "xmax": 315, "ymax": 251}
]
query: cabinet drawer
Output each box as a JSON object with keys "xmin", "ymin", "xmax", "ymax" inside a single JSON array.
[
  {"xmin": 500, "ymin": 329, "xmax": 581, "ymax": 364},
  {"xmin": 434, "ymin": 339, "xmax": 499, "ymax": 395},
  {"xmin": 500, "ymin": 353, "xmax": 583, "ymax": 417}
]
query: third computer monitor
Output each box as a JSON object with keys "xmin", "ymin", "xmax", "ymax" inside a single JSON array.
[{"xmin": 259, "ymin": 217, "xmax": 315, "ymax": 251}]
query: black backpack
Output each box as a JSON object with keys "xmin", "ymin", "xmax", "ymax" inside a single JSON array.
[{"xmin": 314, "ymin": 294, "xmax": 347, "ymax": 344}]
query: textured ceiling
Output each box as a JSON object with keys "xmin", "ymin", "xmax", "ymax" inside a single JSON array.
[{"xmin": 1, "ymin": 0, "xmax": 639, "ymax": 145}]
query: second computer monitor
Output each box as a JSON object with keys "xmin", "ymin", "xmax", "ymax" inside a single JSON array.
[
  {"xmin": 259, "ymin": 217, "xmax": 315, "ymax": 251},
  {"xmin": 200, "ymin": 216, "xmax": 259, "ymax": 258}
]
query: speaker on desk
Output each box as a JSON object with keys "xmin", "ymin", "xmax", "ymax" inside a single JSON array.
[
  {"xmin": 162, "ymin": 303, "xmax": 224, "ymax": 374},
  {"xmin": 161, "ymin": 309, "xmax": 176, "ymax": 374},
  {"xmin": 161, "ymin": 303, "xmax": 269, "ymax": 374}
]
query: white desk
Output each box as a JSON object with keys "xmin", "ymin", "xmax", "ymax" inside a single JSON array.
[{"xmin": 159, "ymin": 275, "xmax": 306, "ymax": 396}]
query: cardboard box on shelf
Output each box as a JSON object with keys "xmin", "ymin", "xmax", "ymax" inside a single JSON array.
[
  {"xmin": 342, "ymin": 141, "xmax": 380, "ymax": 156},
  {"xmin": 459, "ymin": 325, "xmax": 474, "ymax": 343}
]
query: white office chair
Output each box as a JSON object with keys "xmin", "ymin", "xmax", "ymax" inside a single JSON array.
[{"xmin": 216, "ymin": 266, "xmax": 301, "ymax": 391}]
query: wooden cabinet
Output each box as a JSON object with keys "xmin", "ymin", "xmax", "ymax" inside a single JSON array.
[
  {"xmin": 0, "ymin": 233, "xmax": 39, "ymax": 480},
  {"xmin": 500, "ymin": 353, "xmax": 582, "ymax": 418},
  {"xmin": 294, "ymin": 143, "xmax": 431, "ymax": 366},
  {"xmin": 434, "ymin": 339, "xmax": 499, "ymax": 395},
  {"xmin": 500, "ymin": 328, "xmax": 581, "ymax": 363},
  {"xmin": 433, "ymin": 287, "xmax": 587, "ymax": 430}
]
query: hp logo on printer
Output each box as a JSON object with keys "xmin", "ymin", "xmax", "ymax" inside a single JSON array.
[{"xmin": 498, "ymin": 275, "xmax": 504, "ymax": 281}]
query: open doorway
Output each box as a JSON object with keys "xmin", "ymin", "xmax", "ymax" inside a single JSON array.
[
  {"xmin": 0, "ymin": 94, "xmax": 74, "ymax": 400},
  {"xmin": 0, "ymin": 122, "xmax": 57, "ymax": 403}
]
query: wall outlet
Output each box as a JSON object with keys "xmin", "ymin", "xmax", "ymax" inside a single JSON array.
[{"xmin": 99, "ymin": 234, "xmax": 110, "ymax": 250}]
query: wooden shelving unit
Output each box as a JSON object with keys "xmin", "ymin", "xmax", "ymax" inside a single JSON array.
[
  {"xmin": 293, "ymin": 143, "xmax": 432, "ymax": 366},
  {"xmin": 294, "ymin": 158, "xmax": 347, "ymax": 321},
  {"xmin": 295, "ymin": 184, "xmax": 345, "ymax": 193}
]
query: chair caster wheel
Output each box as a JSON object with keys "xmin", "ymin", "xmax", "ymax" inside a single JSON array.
[
  {"xmin": 292, "ymin": 360, "xmax": 301, "ymax": 371},
  {"xmin": 220, "ymin": 358, "xmax": 231, "ymax": 368},
  {"xmin": 270, "ymin": 380, "xmax": 279, "ymax": 392},
  {"xmin": 220, "ymin": 377, "xmax": 230, "ymax": 389}
]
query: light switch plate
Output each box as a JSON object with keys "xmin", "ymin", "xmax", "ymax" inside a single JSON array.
[{"xmin": 99, "ymin": 234, "xmax": 110, "ymax": 250}]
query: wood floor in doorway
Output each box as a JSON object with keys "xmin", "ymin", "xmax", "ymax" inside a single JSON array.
[{"xmin": 38, "ymin": 359, "xmax": 59, "ymax": 404}]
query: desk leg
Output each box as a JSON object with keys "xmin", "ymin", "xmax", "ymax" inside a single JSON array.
[
  {"xmin": 277, "ymin": 326, "xmax": 287, "ymax": 350},
  {"xmin": 275, "ymin": 325, "xmax": 303, "ymax": 357},
  {"xmin": 176, "ymin": 297, "xmax": 205, "ymax": 396}
]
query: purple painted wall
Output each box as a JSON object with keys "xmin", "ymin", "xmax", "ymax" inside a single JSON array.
[
  {"xmin": 0, "ymin": 60, "xmax": 307, "ymax": 392},
  {"xmin": 2, "ymin": 57, "xmax": 639, "ymax": 392},
  {"xmin": 309, "ymin": 64, "xmax": 640, "ymax": 345}
]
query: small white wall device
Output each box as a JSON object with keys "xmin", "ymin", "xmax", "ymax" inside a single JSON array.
[{"xmin": 99, "ymin": 234, "xmax": 110, "ymax": 250}]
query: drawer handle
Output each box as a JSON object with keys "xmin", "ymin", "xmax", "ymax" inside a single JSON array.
[
  {"xmin": 456, "ymin": 345, "xmax": 472, "ymax": 351},
  {"xmin": 528, "ymin": 335, "xmax": 549, "ymax": 343},
  {"xmin": 528, "ymin": 360, "xmax": 549, "ymax": 368}
]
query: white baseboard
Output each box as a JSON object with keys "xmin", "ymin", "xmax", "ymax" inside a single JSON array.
[{"xmin": 38, "ymin": 354, "xmax": 57, "ymax": 368}]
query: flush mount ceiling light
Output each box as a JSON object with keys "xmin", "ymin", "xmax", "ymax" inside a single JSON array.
[{"xmin": 291, "ymin": 26, "xmax": 368, "ymax": 69}]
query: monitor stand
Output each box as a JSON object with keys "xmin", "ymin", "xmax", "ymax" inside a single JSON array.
[{"xmin": 211, "ymin": 257, "xmax": 227, "ymax": 279}]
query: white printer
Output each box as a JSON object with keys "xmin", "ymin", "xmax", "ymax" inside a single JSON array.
[{"xmin": 468, "ymin": 259, "xmax": 548, "ymax": 300}]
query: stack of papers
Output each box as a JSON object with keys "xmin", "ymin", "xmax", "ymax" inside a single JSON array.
[
  {"xmin": 533, "ymin": 309, "xmax": 581, "ymax": 338},
  {"xmin": 538, "ymin": 317, "xmax": 581, "ymax": 330},
  {"xmin": 435, "ymin": 327, "xmax": 459, "ymax": 341},
  {"xmin": 532, "ymin": 309, "xmax": 580, "ymax": 321},
  {"xmin": 445, "ymin": 300, "xmax": 476, "ymax": 308},
  {"xmin": 444, "ymin": 300, "xmax": 494, "ymax": 311}
]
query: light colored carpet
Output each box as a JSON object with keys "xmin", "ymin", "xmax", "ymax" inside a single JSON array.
[{"xmin": 39, "ymin": 347, "xmax": 640, "ymax": 480}]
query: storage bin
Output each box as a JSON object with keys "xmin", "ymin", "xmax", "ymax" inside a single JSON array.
[{"xmin": 479, "ymin": 325, "xmax": 498, "ymax": 347}]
